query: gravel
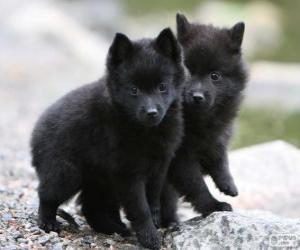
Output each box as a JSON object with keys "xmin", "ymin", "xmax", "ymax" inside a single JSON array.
[{"xmin": 0, "ymin": 178, "xmax": 144, "ymax": 249}]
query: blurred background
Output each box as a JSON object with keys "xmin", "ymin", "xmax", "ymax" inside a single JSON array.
[{"xmin": 1, "ymin": 0, "xmax": 299, "ymax": 156}]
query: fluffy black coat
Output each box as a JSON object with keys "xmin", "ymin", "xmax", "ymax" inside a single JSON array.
[
  {"xmin": 160, "ymin": 14, "xmax": 248, "ymax": 227},
  {"xmin": 31, "ymin": 28, "xmax": 186, "ymax": 250}
]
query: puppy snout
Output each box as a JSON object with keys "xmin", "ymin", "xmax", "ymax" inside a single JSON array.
[
  {"xmin": 192, "ymin": 92, "xmax": 205, "ymax": 103},
  {"xmin": 146, "ymin": 108, "xmax": 158, "ymax": 117}
]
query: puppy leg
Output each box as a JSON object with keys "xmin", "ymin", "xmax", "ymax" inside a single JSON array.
[
  {"xmin": 146, "ymin": 166, "xmax": 169, "ymax": 229},
  {"xmin": 37, "ymin": 162, "xmax": 80, "ymax": 232},
  {"xmin": 201, "ymin": 145, "xmax": 238, "ymax": 197},
  {"xmin": 81, "ymin": 182, "xmax": 129, "ymax": 236},
  {"xmin": 160, "ymin": 182, "xmax": 179, "ymax": 228},
  {"xmin": 117, "ymin": 178, "xmax": 160, "ymax": 250},
  {"xmin": 38, "ymin": 199, "xmax": 60, "ymax": 232},
  {"xmin": 169, "ymin": 155, "xmax": 232, "ymax": 217}
]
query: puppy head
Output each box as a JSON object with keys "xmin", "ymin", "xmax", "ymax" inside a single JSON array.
[
  {"xmin": 176, "ymin": 14, "xmax": 248, "ymax": 111},
  {"xmin": 107, "ymin": 28, "xmax": 186, "ymax": 127}
]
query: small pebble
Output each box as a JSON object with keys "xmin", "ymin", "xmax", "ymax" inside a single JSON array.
[
  {"xmin": 30, "ymin": 226, "xmax": 41, "ymax": 233},
  {"xmin": 82, "ymin": 235, "xmax": 93, "ymax": 244},
  {"xmin": 4, "ymin": 245, "xmax": 17, "ymax": 250},
  {"xmin": 103, "ymin": 239, "xmax": 115, "ymax": 247},
  {"xmin": 12, "ymin": 232, "xmax": 22, "ymax": 240},
  {"xmin": 50, "ymin": 231, "xmax": 59, "ymax": 237},
  {"xmin": 52, "ymin": 242, "xmax": 63, "ymax": 250},
  {"xmin": 51, "ymin": 238, "xmax": 60, "ymax": 244},
  {"xmin": 17, "ymin": 238, "xmax": 28, "ymax": 243},
  {"xmin": 2, "ymin": 213, "xmax": 13, "ymax": 221},
  {"xmin": 30, "ymin": 235, "xmax": 40, "ymax": 241},
  {"xmin": 38, "ymin": 235, "xmax": 51, "ymax": 245}
]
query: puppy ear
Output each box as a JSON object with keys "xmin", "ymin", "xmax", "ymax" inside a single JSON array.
[
  {"xmin": 108, "ymin": 33, "xmax": 133, "ymax": 66},
  {"xmin": 229, "ymin": 22, "xmax": 245, "ymax": 51},
  {"xmin": 155, "ymin": 28, "xmax": 181, "ymax": 62},
  {"xmin": 176, "ymin": 13, "xmax": 190, "ymax": 38}
]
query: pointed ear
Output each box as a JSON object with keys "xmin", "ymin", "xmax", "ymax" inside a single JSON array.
[
  {"xmin": 229, "ymin": 22, "xmax": 245, "ymax": 51},
  {"xmin": 155, "ymin": 28, "xmax": 181, "ymax": 62},
  {"xmin": 108, "ymin": 33, "xmax": 133, "ymax": 66},
  {"xmin": 176, "ymin": 13, "xmax": 190, "ymax": 38}
]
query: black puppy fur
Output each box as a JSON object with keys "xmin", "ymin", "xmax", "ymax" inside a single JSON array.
[
  {"xmin": 160, "ymin": 14, "xmax": 248, "ymax": 227},
  {"xmin": 31, "ymin": 28, "xmax": 186, "ymax": 250}
]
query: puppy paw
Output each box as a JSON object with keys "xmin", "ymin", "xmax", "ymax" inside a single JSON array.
[
  {"xmin": 91, "ymin": 220, "xmax": 131, "ymax": 237},
  {"xmin": 136, "ymin": 224, "xmax": 161, "ymax": 250},
  {"xmin": 216, "ymin": 179, "xmax": 238, "ymax": 197},
  {"xmin": 215, "ymin": 201, "xmax": 233, "ymax": 212},
  {"xmin": 38, "ymin": 219, "xmax": 61, "ymax": 233},
  {"xmin": 161, "ymin": 217, "xmax": 179, "ymax": 229},
  {"xmin": 151, "ymin": 207, "xmax": 161, "ymax": 228},
  {"xmin": 116, "ymin": 222, "xmax": 131, "ymax": 237},
  {"xmin": 201, "ymin": 201, "xmax": 232, "ymax": 218},
  {"xmin": 118, "ymin": 227, "xmax": 131, "ymax": 237}
]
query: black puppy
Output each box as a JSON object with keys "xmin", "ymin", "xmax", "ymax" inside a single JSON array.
[
  {"xmin": 161, "ymin": 14, "xmax": 248, "ymax": 227},
  {"xmin": 31, "ymin": 28, "xmax": 186, "ymax": 249}
]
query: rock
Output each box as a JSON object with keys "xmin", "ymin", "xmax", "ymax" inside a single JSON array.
[
  {"xmin": 103, "ymin": 238, "xmax": 115, "ymax": 247},
  {"xmin": 204, "ymin": 141, "xmax": 300, "ymax": 219},
  {"xmin": 164, "ymin": 211, "xmax": 300, "ymax": 250},
  {"xmin": 38, "ymin": 235, "xmax": 51, "ymax": 245},
  {"xmin": 3, "ymin": 245, "xmax": 18, "ymax": 250},
  {"xmin": 29, "ymin": 226, "xmax": 41, "ymax": 233},
  {"xmin": 17, "ymin": 238, "xmax": 28, "ymax": 243},
  {"xmin": 12, "ymin": 232, "xmax": 22, "ymax": 240},
  {"xmin": 52, "ymin": 242, "xmax": 63, "ymax": 250},
  {"xmin": 2, "ymin": 213, "xmax": 12, "ymax": 222},
  {"xmin": 82, "ymin": 235, "xmax": 94, "ymax": 245}
]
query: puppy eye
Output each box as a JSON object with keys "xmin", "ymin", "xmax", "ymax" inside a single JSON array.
[
  {"xmin": 159, "ymin": 83, "xmax": 167, "ymax": 92},
  {"xmin": 131, "ymin": 87, "xmax": 138, "ymax": 96},
  {"xmin": 210, "ymin": 72, "xmax": 221, "ymax": 81}
]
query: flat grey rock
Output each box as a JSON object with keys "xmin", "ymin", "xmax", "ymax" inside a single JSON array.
[
  {"xmin": 165, "ymin": 211, "xmax": 300, "ymax": 250},
  {"xmin": 204, "ymin": 140, "xmax": 300, "ymax": 219}
]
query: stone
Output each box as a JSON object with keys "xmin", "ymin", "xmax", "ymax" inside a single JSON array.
[
  {"xmin": 37, "ymin": 235, "xmax": 51, "ymax": 245},
  {"xmin": 2, "ymin": 213, "xmax": 12, "ymax": 222},
  {"xmin": 12, "ymin": 232, "xmax": 22, "ymax": 240},
  {"xmin": 29, "ymin": 226, "xmax": 41, "ymax": 233},
  {"xmin": 3, "ymin": 245, "xmax": 18, "ymax": 250},
  {"xmin": 204, "ymin": 140, "xmax": 300, "ymax": 219},
  {"xmin": 82, "ymin": 235, "xmax": 93, "ymax": 245},
  {"xmin": 164, "ymin": 211, "xmax": 300, "ymax": 250},
  {"xmin": 52, "ymin": 242, "xmax": 63, "ymax": 250}
]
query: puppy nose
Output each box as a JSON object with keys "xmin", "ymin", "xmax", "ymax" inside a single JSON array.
[
  {"xmin": 193, "ymin": 92, "xmax": 205, "ymax": 103},
  {"xmin": 147, "ymin": 108, "xmax": 158, "ymax": 117}
]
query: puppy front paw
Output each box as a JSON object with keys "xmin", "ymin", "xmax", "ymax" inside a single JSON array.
[
  {"xmin": 161, "ymin": 215, "xmax": 179, "ymax": 228},
  {"xmin": 150, "ymin": 207, "xmax": 161, "ymax": 228},
  {"xmin": 201, "ymin": 201, "xmax": 233, "ymax": 217},
  {"xmin": 136, "ymin": 223, "xmax": 161, "ymax": 250},
  {"xmin": 216, "ymin": 178, "xmax": 238, "ymax": 197},
  {"xmin": 38, "ymin": 219, "xmax": 61, "ymax": 233}
]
